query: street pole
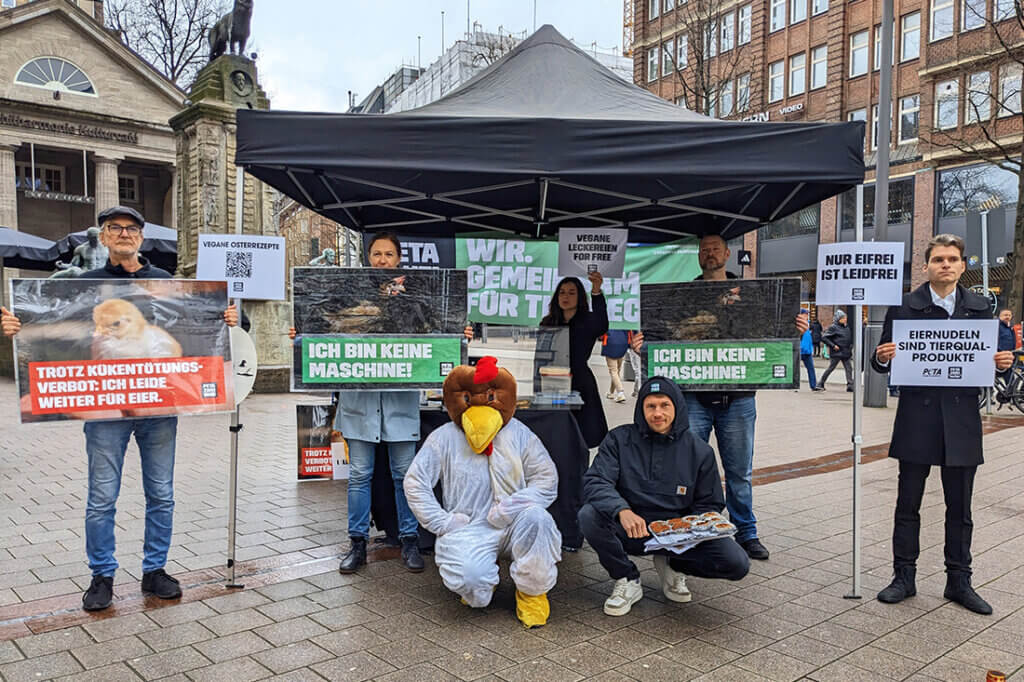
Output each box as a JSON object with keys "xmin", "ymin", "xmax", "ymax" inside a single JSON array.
[
  {"xmin": 845, "ymin": 183, "xmax": 865, "ymax": 601},
  {"xmin": 225, "ymin": 164, "xmax": 245, "ymax": 589},
  {"xmin": 864, "ymin": 0, "xmax": 895, "ymax": 408},
  {"xmin": 981, "ymin": 207, "xmax": 992, "ymax": 414}
]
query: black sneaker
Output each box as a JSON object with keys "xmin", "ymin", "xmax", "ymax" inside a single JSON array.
[
  {"xmin": 740, "ymin": 538, "xmax": 770, "ymax": 561},
  {"xmin": 82, "ymin": 575, "xmax": 114, "ymax": 611},
  {"xmin": 400, "ymin": 535, "xmax": 425, "ymax": 573},
  {"xmin": 141, "ymin": 569, "xmax": 182, "ymax": 599}
]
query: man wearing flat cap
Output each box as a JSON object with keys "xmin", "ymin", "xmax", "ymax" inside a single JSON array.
[{"xmin": 1, "ymin": 206, "xmax": 239, "ymax": 611}]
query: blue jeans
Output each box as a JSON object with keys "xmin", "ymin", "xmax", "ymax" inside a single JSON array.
[
  {"xmin": 346, "ymin": 439, "xmax": 418, "ymax": 539},
  {"xmin": 801, "ymin": 354, "xmax": 817, "ymax": 390},
  {"xmin": 83, "ymin": 417, "xmax": 178, "ymax": 577},
  {"xmin": 683, "ymin": 395, "xmax": 758, "ymax": 543}
]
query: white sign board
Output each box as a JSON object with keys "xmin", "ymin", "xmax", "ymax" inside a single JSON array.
[
  {"xmin": 558, "ymin": 228, "xmax": 628, "ymax": 279},
  {"xmin": 890, "ymin": 319, "xmax": 998, "ymax": 387},
  {"xmin": 331, "ymin": 442, "xmax": 350, "ymax": 480},
  {"xmin": 230, "ymin": 326, "xmax": 258, "ymax": 405},
  {"xmin": 816, "ymin": 242, "xmax": 904, "ymax": 305},
  {"xmin": 197, "ymin": 234, "xmax": 286, "ymax": 300}
]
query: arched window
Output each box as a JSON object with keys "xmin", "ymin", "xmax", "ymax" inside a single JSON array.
[{"xmin": 15, "ymin": 57, "xmax": 96, "ymax": 95}]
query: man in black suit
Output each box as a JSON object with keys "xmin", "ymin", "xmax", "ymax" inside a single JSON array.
[{"xmin": 872, "ymin": 233, "xmax": 1013, "ymax": 615}]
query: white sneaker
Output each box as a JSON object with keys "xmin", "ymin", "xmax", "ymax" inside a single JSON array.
[
  {"xmin": 653, "ymin": 555, "xmax": 692, "ymax": 603},
  {"xmin": 614, "ymin": 391, "xmax": 627, "ymax": 403},
  {"xmin": 603, "ymin": 577, "xmax": 643, "ymax": 616},
  {"xmin": 605, "ymin": 391, "xmax": 616, "ymax": 400}
]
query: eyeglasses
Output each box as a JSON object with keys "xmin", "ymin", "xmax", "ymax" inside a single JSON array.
[{"xmin": 104, "ymin": 224, "xmax": 142, "ymax": 235}]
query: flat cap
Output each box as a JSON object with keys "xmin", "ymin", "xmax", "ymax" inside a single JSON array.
[{"xmin": 97, "ymin": 205, "xmax": 145, "ymax": 228}]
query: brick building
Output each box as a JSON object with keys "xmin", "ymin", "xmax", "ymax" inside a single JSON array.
[
  {"xmin": 633, "ymin": 0, "xmax": 1021, "ymax": 311},
  {"xmin": 276, "ymin": 195, "xmax": 361, "ymax": 274}
]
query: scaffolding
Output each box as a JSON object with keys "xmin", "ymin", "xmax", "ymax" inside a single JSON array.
[{"xmin": 623, "ymin": 0, "xmax": 635, "ymax": 57}]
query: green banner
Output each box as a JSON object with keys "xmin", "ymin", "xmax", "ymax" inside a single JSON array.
[
  {"xmin": 646, "ymin": 340, "xmax": 798, "ymax": 389},
  {"xmin": 455, "ymin": 237, "xmax": 700, "ymax": 329},
  {"xmin": 297, "ymin": 335, "xmax": 463, "ymax": 389}
]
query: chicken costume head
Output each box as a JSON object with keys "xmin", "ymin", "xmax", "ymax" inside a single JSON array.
[{"xmin": 443, "ymin": 356, "xmax": 516, "ymax": 456}]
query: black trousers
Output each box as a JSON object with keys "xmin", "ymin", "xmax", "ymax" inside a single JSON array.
[
  {"xmin": 578, "ymin": 503, "xmax": 750, "ymax": 582},
  {"xmin": 819, "ymin": 356, "xmax": 853, "ymax": 389},
  {"xmin": 893, "ymin": 461, "xmax": 976, "ymax": 575}
]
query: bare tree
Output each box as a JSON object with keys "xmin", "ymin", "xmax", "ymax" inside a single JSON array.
[
  {"xmin": 470, "ymin": 31, "xmax": 520, "ymax": 67},
  {"xmin": 927, "ymin": 3, "xmax": 1023, "ymax": 317},
  {"xmin": 657, "ymin": 0, "xmax": 748, "ymax": 114},
  {"xmin": 106, "ymin": 0, "xmax": 230, "ymax": 89}
]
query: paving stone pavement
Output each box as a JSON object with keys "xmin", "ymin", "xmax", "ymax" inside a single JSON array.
[{"xmin": 2, "ymin": 372, "xmax": 1023, "ymax": 681}]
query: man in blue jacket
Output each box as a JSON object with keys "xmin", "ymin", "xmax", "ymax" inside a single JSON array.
[{"xmin": 578, "ymin": 376, "xmax": 750, "ymax": 617}]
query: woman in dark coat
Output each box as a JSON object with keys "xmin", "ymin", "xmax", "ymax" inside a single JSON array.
[{"xmin": 540, "ymin": 272, "xmax": 609, "ymax": 448}]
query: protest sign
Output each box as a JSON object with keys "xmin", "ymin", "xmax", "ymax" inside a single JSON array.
[
  {"xmin": 296, "ymin": 404, "xmax": 335, "ymax": 480},
  {"xmin": 558, "ymin": 228, "xmax": 628, "ymax": 279},
  {"xmin": 398, "ymin": 237, "xmax": 456, "ymax": 269},
  {"xmin": 816, "ymin": 242, "xmax": 904, "ymax": 305},
  {"xmin": 456, "ymin": 237, "xmax": 699, "ymax": 329},
  {"xmin": 197, "ymin": 234, "xmax": 286, "ymax": 300},
  {"xmin": 293, "ymin": 335, "xmax": 464, "ymax": 391},
  {"xmin": 640, "ymin": 278, "xmax": 801, "ymax": 390},
  {"xmin": 890, "ymin": 319, "xmax": 999, "ymax": 387},
  {"xmin": 646, "ymin": 340, "xmax": 799, "ymax": 390},
  {"xmin": 12, "ymin": 278, "xmax": 233, "ymax": 423}
]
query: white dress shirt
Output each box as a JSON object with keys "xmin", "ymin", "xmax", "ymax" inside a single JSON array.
[{"xmin": 929, "ymin": 286, "xmax": 957, "ymax": 317}]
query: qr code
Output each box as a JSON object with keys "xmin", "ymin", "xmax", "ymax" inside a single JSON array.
[
  {"xmin": 201, "ymin": 382, "xmax": 218, "ymax": 398},
  {"xmin": 225, "ymin": 250, "xmax": 252, "ymax": 278}
]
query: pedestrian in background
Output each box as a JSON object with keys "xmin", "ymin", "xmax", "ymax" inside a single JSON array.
[
  {"xmin": 799, "ymin": 309, "xmax": 818, "ymax": 391},
  {"xmin": 625, "ymin": 331, "xmax": 643, "ymax": 397},
  {"xmin": 602, "ymin": 329, "xmax": 630, "ymax": 403},
  {"xmin": 810, "ymin": 317, "xmax": 823, "ymax": 357},
  {"xmin": 819, "ymin": 310, "xmax": 854, "ymax": 392}
]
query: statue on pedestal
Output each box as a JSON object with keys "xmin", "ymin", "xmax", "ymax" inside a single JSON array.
[
  {"xmin": 50, "ymin": 227, "xmax": 109, "ymax": 279},
  {"xmin": 309, "ymin": 248, "xmax": 336, "ymax": 266},
  {"xmin": 209, "ymin": 0, "xmax": 254, "ymax": 61}
]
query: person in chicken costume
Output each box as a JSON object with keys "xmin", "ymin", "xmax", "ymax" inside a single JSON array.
[{"xmin": 403, "ymin": 356, "xmax": 561, "ymax": 627}]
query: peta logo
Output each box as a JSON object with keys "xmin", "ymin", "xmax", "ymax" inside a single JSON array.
[
  {"xmin": 948, "ymin": 366, "xmax": 963, "ymax": 380},
  {"xmin": 772, "ymin": 364, "xmax": 787, "ymax": 378},
  {"xmin": 201, "ymin": 382, "xmax": 218, "ymax": 398},
  {"xmin": 921, "ymin": 368, "xmax": 942, "ymax": 377},
  {"xmin": 439, "ymin": 362, "xmax": 454, "ymax": 376},
  {"xmin": 851, "ymin": 287, "xmax": 865, "ymax": 301}
]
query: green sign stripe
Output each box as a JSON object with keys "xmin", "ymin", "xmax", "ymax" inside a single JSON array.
[
  {"xmin": 646, "ymin": 341, "xmax": 796, "ymax": 386},
  {"xmin": 301, "ymin": 337, "xmax": 462, "ymax": 384}
]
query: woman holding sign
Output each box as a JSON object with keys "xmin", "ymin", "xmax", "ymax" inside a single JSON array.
[{"xmin": 290, "ymin": 232, "xmax": 472, "ymax": 575}]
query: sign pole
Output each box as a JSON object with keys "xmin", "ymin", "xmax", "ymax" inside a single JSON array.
[
  {"xmin": 846, "ymin": 183, "xmax": 865, "ymax": 600},
  {"xmin": 226, "ymin": 165, "xmax": 245, "ymax": 589}
]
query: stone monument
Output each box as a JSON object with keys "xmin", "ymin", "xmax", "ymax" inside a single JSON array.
[{"xmin": 170, "ymin": 12, "xmax": 290, "ymax": 392}]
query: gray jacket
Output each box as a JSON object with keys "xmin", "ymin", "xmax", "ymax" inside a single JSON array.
[{"xmin": 334, "ymin": 390, "xmax": 420, "ymax": 443}]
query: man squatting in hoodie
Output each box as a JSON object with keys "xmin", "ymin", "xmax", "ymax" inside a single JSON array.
[{"xmin": 578, "ymin": 377, "xmax": 750, "ymax": 616}]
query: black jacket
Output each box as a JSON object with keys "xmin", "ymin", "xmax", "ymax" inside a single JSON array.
[
  {"xmin": 870, "ymin": 283, "xmax": 991, "ymax": 467},
  {"xmin": 689, "ymin": 271, "xmax": 754, "ymax": 405},
  {"xmin": 822, "ymin": 321, "xmax": 853, "ymax": 359},
  {"xmin": 82, "ymin": 256, "xmax": 172, "ymax": 279},
  {"xmin": 582, "ymin": 376, "xmax": 725, "ymax": 522},
  {"xmin": 810, "ymin": 320, "xmax": 823, "ymax": 344}
]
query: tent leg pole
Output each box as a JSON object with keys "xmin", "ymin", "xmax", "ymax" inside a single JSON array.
[
  {"xmin": 845, "ymin": 303, "xmax": 864, "ymax": 600},
  {"xmin": 226, "ymin": 165, "xmax": 246, "ymax": 589}
]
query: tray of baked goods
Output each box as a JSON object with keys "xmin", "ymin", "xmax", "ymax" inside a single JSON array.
[{"xmin": 644, "ymin": 511, "xmax": 737, "ymax": 554}]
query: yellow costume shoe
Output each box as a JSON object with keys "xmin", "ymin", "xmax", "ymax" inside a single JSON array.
[{"xmin": 515, "ymin": 590, "xmax": 550, "ymax": 628}]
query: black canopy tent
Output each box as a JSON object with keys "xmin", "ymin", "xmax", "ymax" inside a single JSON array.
[{"xmin": 236, "ymin": 25, "xmax": 864, "ymax": 242}]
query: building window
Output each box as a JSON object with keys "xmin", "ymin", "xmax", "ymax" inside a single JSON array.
[
  {"xmin": 898, "ymin": 94, "xmax": 919, "ymax": 142},
  {"xmin": 15, "ymin": 57, "xmax": 96, "ymax": 95},
  {"xmin": 966, "ymin": 71, "xmax": 991, "ymax": 122},
  {"xmin": 770, "ymin": 0, "xmax": 786, "ymax": 32},
  {"xmin": 118, "ymin": 175, "xmax": 139, "ymax": 203},
  {"xmin": 769, "ymin": 60, "xmax": 785, "ymax": 102},
  {"xmin": 720, "ymin": 80, "xmax": 735, "ymax": 116},
  {"xmin": 707, "ymin": 19, "xmax": 719, "ymax": 58},
  {"xmin": 930, "ymin": 0, "xmax": 954, "ymax": 40},
  {"xmin": 873, "ymin": 22, "xmax": 894, "ymax": 71},
  {"xmin": 664, "ymin": 0, "xmax": 675, "ymax": 11},
  {"xmin": 935, "ymin": 79, "xmax": 959, "ymax": 129},
  {"xmin": 791, "ymin": 0, "xmax": 807, "ymax": 23},
  {"xmin": 706, "ymin": 90, "xmax": 718, "ymax": 117},
  {"xmin": 311, "ymin": 237, "xmax": 320, "ymax": 257},
  {"xmin": 738, "ymin": 5, "xmax": 752, "ymax": 44},
  {"xmin": 841, "ymin": 179, "xmax": 914, "ymax": 229},
  {"xmin": 901, "ymin": 12, "xmax": 920, "ymax": 61},
  {"xmin": 811, "ymin": 45, "xmax": 828, "ymax": 89},
  {"xmin": 871, "ymin": 103, "xmax": 892, "ymax": 149},
  {"xmin": 996, "ymin": 0, "xmax": 1015, "ymax": 20},
  {"xmin": 721, "ymin": 12, "xmax": 735, "ymax": 52},
  {"xmin": 849, "ymin": 108, "xmax": 867, "ymax": 148},
  {"xmin": 813, "ymin": 0, "xmax": 828, "ymax": 15},
  {"xmin": 938, "ymin": 163, "xmax": 1019, "ymax": 217},
  {"xmin": 15, "ymin": 164, "xmax": 64, "ymax": 192},
  {"xmin": 961, "ymin": 0, "xmax": 986, "ymax": 31},
  {"xmin": 999, "ymin": 63, "xmax": 1022, "ymax": 116},
  {"xmin": 649, "ymin": 0, "xmax": 660, "ymax": 19},
  {"xmin": 676, "ymin": 34, "xmax": 688, "ymax": 69},
  {"xmin": 737, "ymin": 73, "xmax": 751, "ymax": 111},
  {"xmin": 1, "ymin": 0, "xmax": 16, "ymax": 7},
  {"xmin": 849, "ymin": 31, "xmax": 868, "ymax": 77},
  {"xmin": 789, "ymin": 53, "xmax": 806, "ymax": 96},
  {"xmin": 647, "ymin": 48, "xmax": 658, "ymax": 82},
  {"xmin": 662, "ymin": 39, "xmax": 674, "ymax": 77},
  {"xmin": 763, "ymin": 204, "xmax": 820, "ymax": 240}
]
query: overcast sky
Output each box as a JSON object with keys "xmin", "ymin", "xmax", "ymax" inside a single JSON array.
[{"xmin": 250, "ymin": 1, "xmax": 623, "ymax": 112}]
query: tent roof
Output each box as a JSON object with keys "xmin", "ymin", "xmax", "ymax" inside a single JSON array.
[
  {"xmin": 236, "ymin": 25, "xmax": 864, "ymax": 242},
  {"xmin": 0, "ymin": 227, "xmax": 59, "ymax": 269}
]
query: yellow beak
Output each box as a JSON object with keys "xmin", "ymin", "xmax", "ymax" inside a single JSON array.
[{"xmin": 461, "ymin": 405, "xmax": 503, "ymax": 454}]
